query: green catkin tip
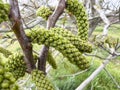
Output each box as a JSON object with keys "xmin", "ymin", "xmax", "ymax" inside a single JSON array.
[
  {"xmin": 66, "ymin": 0, "xmax": 89, "ymax": 41},
  {"xmin": 47, "ymin": 51, "xmax": 57, "ymax": 69},
  {"xmin": 36, "ymin": 6, "xmax": 52, "ymax": 20},
  {"xmin": 32, "ymin": 69, "xmax": 54, "ymax": 90}
]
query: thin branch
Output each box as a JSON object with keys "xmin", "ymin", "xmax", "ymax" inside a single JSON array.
[
  {"xmin": 89, "ymin": 13, "xmax": 119, "ymax": 20},
  {"xmin": 9, "ymin": 0, "xmax": 36, "ymax": 73},
  {"xmin": 38, "ymin": 0, "xmax": 65, "ymax": 73},
  {"xmin": 75, "ymin": 55, "xmax": 116, "ymax": 90},
  {"xmin": 85, "ymin": 53, "xmax": 107, "ymax": 60},
  {"xmin": 116, "ymin": 44, "xmax": 120, "ymax": 50},
  {"xmin": 94, "ymin": 0, "xmax": 110, "ymax": 36},
  {"xmin": 0, "ymin": 18, "xmax": 44, "ymax": 33},
  {"xmin": 99, "ymin": 44, "xmax": 112, "ymax": 55},
  {"xmin": 58, "ymin": 69, "xmax": 88, "ymax": 78}
]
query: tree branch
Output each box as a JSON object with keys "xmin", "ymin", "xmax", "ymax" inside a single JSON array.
[
  {"xmin": 9, "ymin": 0, "xmax": 36, "ymax": 73},
  {"xmin": 58, "ymin": 69, "xmax": 88, "ymax": 78},
  {"xmin": 38, "ymin": 0, "xmax": 65, "ymax": 73},
  {"xmin": 75, "ymin": 55, "xmax": 116, "ymax": 90},
  {"xmin": 94, "ymin": 0, "xmax": 110, "ymax": 36},
  {"xmin": 85, "ymin": 53, "xmax": 107, "ymax": 60}
]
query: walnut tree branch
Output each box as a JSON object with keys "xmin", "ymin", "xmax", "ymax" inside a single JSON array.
[
  {"xmin": 94, "ymin": 0, "xmax": 110, "ymax": 36},
  {"xmin": 38, "ymin": 0, "xmax": 65, "ymax": 73},
  {"xmin": 75, "ymin": 55, "xmax": 116, "ymax": 90},
  {"xmin": 9, "ymin": 0, "xmax": 36, "ymax": 73}
]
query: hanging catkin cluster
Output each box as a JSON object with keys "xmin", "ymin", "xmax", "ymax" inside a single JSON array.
[
  {"xmin": 0, "ymin": 0, "xmax": 10, "ymax": 23},
  {"xmin": 0, "ymin": 57, "xmax": 19, "ymax": 90},
  {"xmin": 32, "ymin": 1, "xmax": 91, "ymax": 88},
  {"xmin": 32, "ymin": 69, "xmax": 54, "ymax": 90},
  {"xmin": 0, "ymin": 47, "xmax": 27, "ymax": 79},
  {"xmin": 66, "ymin": 0, "xmax": 89, "ymax": 41},
  {"xmin": 50, "ymin": 27, "xmax": 92, "ymax": 53},
  {"xmin": 5, "ymin": 53, "xmax": 38, "ymax": 80},
  {"xmin": 27, "ymin": 27, "xmax": 89, "ymax": 70},
  {"xmin": 5, "ymin": 53, "xmax": 27, "ymax": 79},
  {"xmin": 36, "ymin": 6, "xmax": 52, "ymax": 20},
  {"xmin": 0, "ymin": 46, "xmax": 38, "ymax": 80}
]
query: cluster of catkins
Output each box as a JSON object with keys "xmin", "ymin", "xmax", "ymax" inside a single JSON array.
[
  {"xmin": 0, "ymin": 46, "xmax": 41, "ymax": 90},
  {"xmin": 32, "ymin": 69, "xmax": 54, "ymax": 90},
  {"xmin": 0, "ymin": 0, "xmax": 10, "ymax": 23},
  {"xmin": 0, "ymin": 0, "xmax": 92, "ymax": 90},
  {"xmin": 5, "ymin": 53, "xmax": 27, "ymax": 80},
  {"xmin": 5, "ymin": 52, "xmax": 38, "ymax": 80},
  {"xmin": 30, "ymin": 0, "xmax": 91, "ymax": 69},
  {"xmin": 36, "ymin": 6, "xmax": 52, "ymax": 20},
  {"xmin": 28, "ymin": 0, "xmax": 92, "ymax": 89},
  {"xmin": 0, "ymin": 47, "xmax": 26, "ymax": 80},
  {"xmin": 50, "ymin": 27, "xmax": 92, "ymax": 53},
  {"xmin": 27, "ymin": 27, "xmax": 90, "ymax": 70},
  {"xmin": 0, "ymin": 57, "xmax": 19, "ymax": 90}
]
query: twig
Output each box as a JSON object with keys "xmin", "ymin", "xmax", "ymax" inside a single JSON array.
[
  {"xmin": 94, "ymin": 0, "xmax": 110, "ymax": 36},
  {"xmin": 85, "ymin": 53, "xmax": 106, "ymax": 60},
  {"xmin": 9, "ymin": 0, "xmax": 36, "ymax": 73},
  {"xmin": 116, "ymin": 44, "xmax": 120, "ymax": 50},
  {"xmin": 59, "ymin": 69, "xmax": 88, "ymax": 78},
  {"xmin": 75, "ymin": 55, "xmax": 115, "ymax": 90},
  {"xmin": 99, "ymin": 44, "xmax": 112, "ymax": 55}
]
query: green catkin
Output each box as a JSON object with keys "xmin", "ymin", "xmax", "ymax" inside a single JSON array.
[
  {"xmin": 32, "ymin": 69, "xmax": 54, "ymax": 90},
  {"xmin": 6, "ymin": 53, "xmax": 38, "ymax": 79},
  {"xmin": 47, "ymin": 51, "xmax": 57, "ymax": 69},
  {"xmin": 0, "ymin": 56, "xmax": 19, "ymax": 90},
  {"xmin": 0, "ymin": 0, "xmax": 10, "ymax": 23},
  {"xmin": 5, "ymin": 53, "xmax": 26, "ymax": 79},
  {"xmin": 27, "ymin": 27, "xmax": 89, "ymax": 70},
  {"xmin": 36, "ymin": 6, "xmax": 52, "ymax": 20},
  {"xmin": 0, "ymin": 47, "xmax": 12, "ymax": 58},
  {"xmin": 50, "ymin": 27, "xmax": 92, "ymax": 53},
  {"xmin": 66, "ymin": 0, "xmax": 89, "ymax": 41}
]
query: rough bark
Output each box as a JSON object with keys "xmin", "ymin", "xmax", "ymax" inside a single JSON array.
[{"xmin": 9, "ymin": 0, "xmax": 36, "ymax": 73}]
